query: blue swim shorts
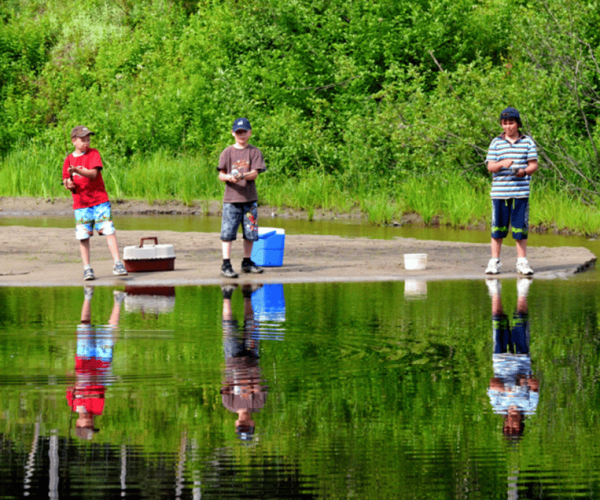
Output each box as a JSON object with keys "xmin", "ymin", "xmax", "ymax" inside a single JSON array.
[
  {"xmin": 491, "ymin": 198, "xmax": 529, "ymax": 240},
  {"xmin": 220, "ymin": 202, "xmax": 259, "ymax": 242},
  {"xmin": 74, "ymin": 201, "xmax": 116, "ymax": 240}
]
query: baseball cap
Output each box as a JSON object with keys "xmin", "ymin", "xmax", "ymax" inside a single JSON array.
[
  {"xmin": 71, "ymin": 126, "xmax": 95, "ymax": 138},
  {"xmin": 236, "ymin": 424, "xmax": 255, "ymax": 441},
  {"xmin": 499, "ymin": 107, "xmax": 522, "ymax": 126},
  {"xmin": 232, "ymin": 118, "xmax": 251, "ymax": 132}
]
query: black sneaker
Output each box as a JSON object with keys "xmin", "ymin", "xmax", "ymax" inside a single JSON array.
[
  {"xmin": 221, "ymin": 262, "xmax": 239, "ymax": 279},
  {"xmin": 241, "ymin": 259, "xmax": 263, "ymax": 274},
  {"xmin": 221, "ymin": 284, "xmax": 238, "ymax": 299}
]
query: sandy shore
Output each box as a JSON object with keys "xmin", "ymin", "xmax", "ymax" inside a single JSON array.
[{"xmin": 0, "ymin": 197, "xmax": 596, "ymax": 287}]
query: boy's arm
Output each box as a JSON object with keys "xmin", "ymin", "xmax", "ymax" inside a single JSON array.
[
  {"xmin": 515, "ymin": 160, "xmax": 538, "ymax": 178},
  {"xmin": 486, "ymin": 159, "xmax": 513, "ymax": 173},
  {"xmin": 219, "ymin": 169, "xmax": 240, "ymax": 184},
  {"xmin": 68, "ymin": 165, "xmax": 100, "ymax": 180}
]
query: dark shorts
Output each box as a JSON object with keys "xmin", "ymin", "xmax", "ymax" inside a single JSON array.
[
  {"xmin": 491, "ymin": 198, "xmax": 529, "ymax": 240},
  {"xmin": 221, "ymin": 202, "xmax": 259, "ymax": 242},
  {"xmin": 493, "ymin": 313, "xmax": 529, "ymax": 355}
]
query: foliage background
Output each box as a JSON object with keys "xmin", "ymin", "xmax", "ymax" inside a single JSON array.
[{"xmin": 2, "ymin": 0, "xmax": 600, "ymax": 229}]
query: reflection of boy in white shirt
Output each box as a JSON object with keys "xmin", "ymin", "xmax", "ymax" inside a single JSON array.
[{"xmin": 486, "ymin": 279, "xmax": 539, "ymax": 438}]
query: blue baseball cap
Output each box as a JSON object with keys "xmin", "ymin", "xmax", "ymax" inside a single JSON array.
[
  {"xmin": 232, "ymin": 118, "xmax": 251, "ymax": 132},
  {"xmin": 500, "ymin": 107, "xmax": 522, "ymax": 126}
]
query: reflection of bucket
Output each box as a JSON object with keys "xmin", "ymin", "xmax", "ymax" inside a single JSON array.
[
  {"xmin": 404, "ymin": 279, "xmax": 427, "ymax": 298},
  {"xmin": 404, "ymin": 253, "xmax": 428, "ymax": 270}
]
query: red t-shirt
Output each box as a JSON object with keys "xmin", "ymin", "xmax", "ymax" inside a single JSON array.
[
  {"xmin": 62, "ymin": 148, "xmax": 110, "ymax": 209},
  {"xmin": 66, "ymin": 385, "xmax": 106, "ymax": 416}
]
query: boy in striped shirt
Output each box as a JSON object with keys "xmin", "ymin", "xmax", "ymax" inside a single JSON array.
[{"xmin": 485, "ymin": 107, "xmax": 538, "ymax": 275}]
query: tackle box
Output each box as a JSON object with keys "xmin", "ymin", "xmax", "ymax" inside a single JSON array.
[{"xmin": 123, "ymin": 237, "xmax": 176, "ymax": 272}]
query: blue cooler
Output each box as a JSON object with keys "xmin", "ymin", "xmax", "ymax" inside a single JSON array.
[
  {"xmin": 251, "ymin": 227, "xmax": 285, "ymax": 267},
  {"xmin": 252, "ymin": 284, "xmax": 286, "ymax": 323}
]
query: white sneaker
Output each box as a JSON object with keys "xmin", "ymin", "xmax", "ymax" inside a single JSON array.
[
  {"xmin": 486, "ymin": 279, "xmax": 501, "ymax": 297},
  {"xmin": 516, "ymin": 259, "xmax": 534, "ymax": 275},
  {"xmin": 517, "ymin": 277, "xmax": 532, "ymax": 297},
  {"xmin": 84, "ymin": 286, "xmax": 94, "ymax": 301},
  {"xmin": 485, "ymin": 259, "xmax": 502, "ymax": 275}
]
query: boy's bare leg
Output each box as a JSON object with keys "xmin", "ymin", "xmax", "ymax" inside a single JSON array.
[
  {"xmin": 516, "ymin": 239, "xmax": 527, "ymax": 259},
  {"xmin": 222, "ymin": 240, "xmax": 232, "ymax": 259},
  {"xmin": 222, "ymin": 296, "xmax": 233, "ymax": 320},
  {"xmin": 243, "ymin": 239, "xmax": 254, "ymax": 259},
  {"xmin": 81, "ymin": 295, "xmax": 92, "ymax": 323},
  {"xmin": 491, "ymin": 292, "xmax": 503, "ymax": 317},
  {"xmin": 491, "ymin": 237, "xmax": 503, "ymax": 259},
  {"xmin": 79, "ymin": 239, "xmax": 91, "ymax": 266},
  {"xmin": 108, "ymin": 298, "xmax": 123, "ymax": 326},
  {"xmin": 106, "ymin": 233, "xmax": 121, "ymax": 262}
]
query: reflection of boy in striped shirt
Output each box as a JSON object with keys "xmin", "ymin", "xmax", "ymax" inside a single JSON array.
[
  {"xmin": 485, "ymin": 107, "xmax": 538, "ymax": 276},
  {"xmin": 486, "ymin": 278, "xmax": 539, "ymax": 440}
]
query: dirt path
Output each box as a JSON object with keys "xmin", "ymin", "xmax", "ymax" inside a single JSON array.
[{"xmin": 0, "ymin": 197, "xmax": 596, "ymax": 287}]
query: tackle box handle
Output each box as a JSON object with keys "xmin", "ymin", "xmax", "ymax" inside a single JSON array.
[{"xmin": 140, "ymin": 237, "xmax": 158, "ymax": 247}]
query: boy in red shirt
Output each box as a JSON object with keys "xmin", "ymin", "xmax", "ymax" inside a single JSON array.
[{"xmin": 62, "ymin": 126, "xmax": 128, "ymax": 280}]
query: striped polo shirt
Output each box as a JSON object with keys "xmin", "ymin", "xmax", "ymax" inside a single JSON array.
[{"xmin": 486, "ymin": 133, "xmax": 537, "ymax": 199}]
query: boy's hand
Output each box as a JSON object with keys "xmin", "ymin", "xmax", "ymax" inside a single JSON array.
[
  {"xmin": 64, "ymin": 178, "xmax": 76, "ymax": 191},
  {"xmin": 67, "ymin": 165, "xmax": 78, "ymax": 176}
]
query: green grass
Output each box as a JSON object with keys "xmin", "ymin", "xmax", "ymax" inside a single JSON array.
[{"xmin": 3, "ymin": 148, "xmax": 600, "ymax": 236}]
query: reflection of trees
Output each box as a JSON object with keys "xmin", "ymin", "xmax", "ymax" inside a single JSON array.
[{"xmin": 3, "ymin": 281, "xmax": 600, "ymax": 497}]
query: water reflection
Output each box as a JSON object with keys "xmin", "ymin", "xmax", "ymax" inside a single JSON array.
[
  {"xmin": 220, "ymin": 284, "xmax": 269, "ymax": 442},
  {"xmin": 4, "ymin": 280, "xmax": 600, "ymax": 498},
  {"xmin": 123, "ymin": 285, "xmax": 176, "ymax": 316},
  {"xmin": 486, "ymin": 278, "xmax": 539, "ymax": 440},
  {"xmin": 404, "ymin": 278, "xmax": 428, "ymax": 299},
  {"xmin": 66, "ymin": 287, "xmax": 124, "ymax": 440}
]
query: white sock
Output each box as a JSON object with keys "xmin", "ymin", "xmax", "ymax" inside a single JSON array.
[
  {"xmin": 84, "ymin": 264, "xmax": 92, "ymax": 270},
  {"xmin": 517, "ymin": 257, "xmax": 528, "ymax": 264}
]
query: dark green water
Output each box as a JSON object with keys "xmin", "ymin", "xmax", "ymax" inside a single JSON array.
[
  {"xmin": 1, "ymin": 278, "xmax": 600, "ymax": 499},
  {"xmin": 1, "ymin": 215, "xmax": 600, "ymax": 498}
]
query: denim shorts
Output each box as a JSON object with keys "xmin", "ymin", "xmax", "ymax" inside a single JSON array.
[
  {"xmin": 491, "ymin": 198, "xmax": 529, "ymax": 240},
  {"xmin": 220, "ymin": 202, "xmax": 259, "ymax": 241},
  {"xmin": 74, "ymin": 201, "xmax": 116, "ymax": 240}
]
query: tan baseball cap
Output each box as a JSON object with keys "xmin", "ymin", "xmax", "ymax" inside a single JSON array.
[{"xmin": 71, "ymin": 126, "xmax": 96, "ymax": 138}]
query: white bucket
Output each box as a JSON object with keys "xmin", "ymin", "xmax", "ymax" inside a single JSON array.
[{"xmin": 404, "ymin": 253, "xmax": 428, "ymax": 270}]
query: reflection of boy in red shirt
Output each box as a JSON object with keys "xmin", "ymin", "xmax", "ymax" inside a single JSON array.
[{"xmin": 66, "ymin": 287, "xmax": 125, "ymax": 439}]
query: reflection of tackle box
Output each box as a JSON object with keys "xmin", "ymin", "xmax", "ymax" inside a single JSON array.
[
  {"xmin": 251, "ymin": 227, "xmax": 285, "ymax": 267},
  {"xmin": 124, "ymin": 286, "xmax": 176, "ymax": 314},
  {"xmin": 123, "ymin": 237, "xmax": 176, "ymax": 272}
]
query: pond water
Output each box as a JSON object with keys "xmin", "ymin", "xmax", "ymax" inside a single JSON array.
[{"xmin": 1, "ymin": 215, "xmax": 600, "ymax": 499}]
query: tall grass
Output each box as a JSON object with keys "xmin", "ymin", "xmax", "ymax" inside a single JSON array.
[{"xmin": 3, "ymin": 148, "xmax": 600, "ymax": 236}]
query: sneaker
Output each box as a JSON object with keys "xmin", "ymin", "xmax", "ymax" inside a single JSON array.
[
  {"xmin": 113, "ymin": 261, "xmax": 128, "ymax": 276},
  {"xmin": 485, "ymin": 279, "xmax": 501, "ymax": 297},
  {"xmin": 83, "ymin": 268, "xmax": 95, "ymax": 281},
  {"xmin": 517, "ymin": 277, "xmax": 532, "ymax": 297},
  {"xmin": 241, "ymin": 260, "xmax": 264, "ymax": 274},
  {"xmin": 221, "ymin": 284, "xmax": 238, "ymax": 299},
  {"xmin": 485, "ymin": 259, "xmax": 502, "ymax": 275},
  {"xmin": 221, "ymin": 262, "xmax": 239, "ymax": 279},
  {"xmin": 516, "ymin": 259, "xmax": 534, "ymax": 276},
  {"xmin": 113, "ymin": 290, "xmax": 127, "ymax": 303},
  {"xmin": 84, "ymin": 286, "xmax": 95, "ymax": 301}
]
